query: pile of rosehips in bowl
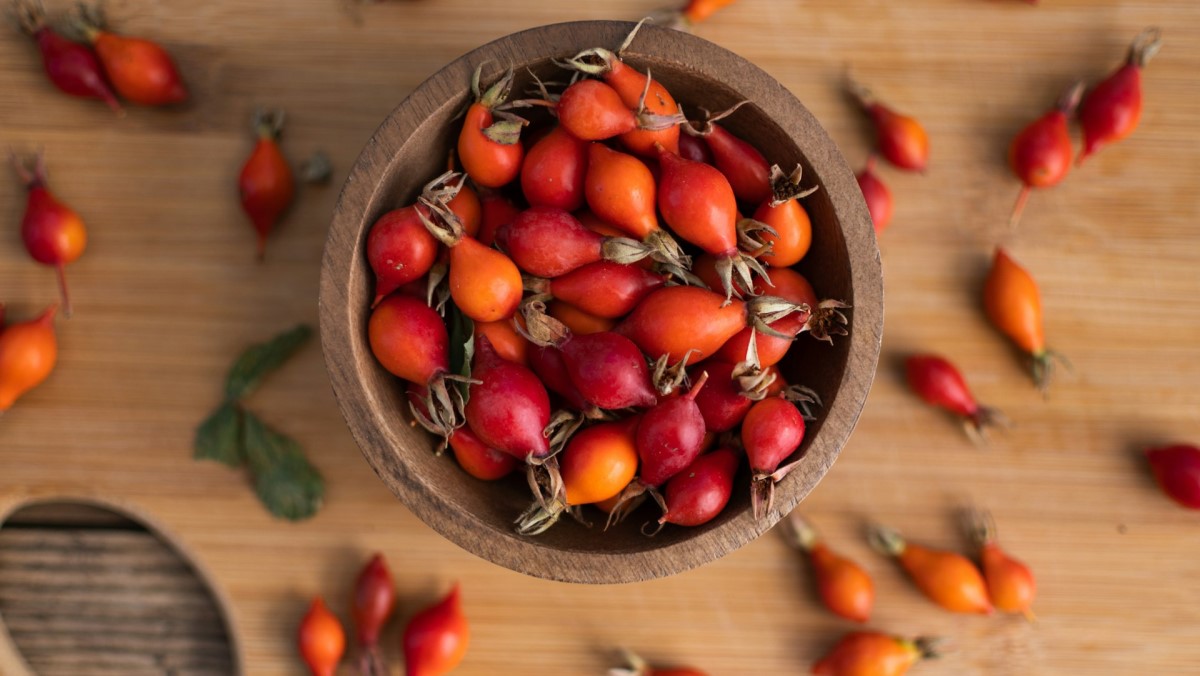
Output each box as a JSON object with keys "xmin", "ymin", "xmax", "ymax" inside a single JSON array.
[{"xmin": 351, "ymin": 24, "xmax": 861, "ymax": 544}]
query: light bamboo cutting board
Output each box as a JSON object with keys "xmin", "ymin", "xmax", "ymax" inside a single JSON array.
[{"xmin": 2, "ymin": 0, "xmax": 1199, "ymax": 674}]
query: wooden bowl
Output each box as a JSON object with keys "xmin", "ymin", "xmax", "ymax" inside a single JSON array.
[{"xmin": 319, "ymin": 21, "xmax": 882, "ymax": 584}]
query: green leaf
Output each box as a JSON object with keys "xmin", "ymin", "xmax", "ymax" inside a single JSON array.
[
  {"xmin": 447, "ymin": 302, "xmax": 475, "ymax": 402},
  {"xmin": 253, "ymin": 448, "xmax": 324, "ymax": 522},
  {"xmin": 241, "ymin": 410, "xmax": 281, "ymax": 470},
  {"xmin": 224, "ymin": 324, "xmax": 313, "ymax": 402},
  {"xmin": 193, "ymin": 402, "xmax": 244, "ymax": 467},
  {"xmin": 241, "ymin": 411, "xmax": 324, "ymax": 521}
]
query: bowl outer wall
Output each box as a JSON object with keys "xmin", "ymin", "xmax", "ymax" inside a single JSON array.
[{"xmin": 319, "ymin": 20, "xmax": 882, "ymax": 584}]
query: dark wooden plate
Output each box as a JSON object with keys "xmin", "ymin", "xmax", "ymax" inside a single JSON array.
[
  {"xmin": 319, "ymin": 20, "xmax": 882, "ymax": 584},
  {"xmin": 0, "ymin": 499, "xmax": 241, "ymax": 675}
]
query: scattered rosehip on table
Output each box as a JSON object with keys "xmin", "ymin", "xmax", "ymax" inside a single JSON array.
[
  {"xmin": 1008, "ymin": 82, "xmax": 1083, "ymax": 228},
  {"xmin": 983, "ymin": 248, "xmax": 1066, "ymax": 394},
  {"xmin": 680, "ymin": 0, "xmax": 738, "ymax": 25},
  {"xmin": 352, "ymin": 553, "xmax": 397, "ymax": 675},
  {"xmin": 403, "ymin": 584, "xmax": 470, "ymax": 676},
  {"xmin": 962, "ymin": 508, "xmax": 1037, "ymax": 619},
  {"xmin": 71, "ymin": 3, "xmax": 187, "ymax": 106},
  {"xmin": 869, "ymin": 523, "xmax": 992, "ymax": 615},
  {"xmin": 813, "ymin": 632, "xmax": 938, "ymax": 676},
  {"xmin": 849, "ymin": 79, "xmax": 929, "ymax": 172},
  {"xmin": 0, "ymin": 304, "xmax": 59, "ymax": 412},
  {"xmin": 296, "ymin": 558, "xmax": 468, "ymax": 676},
  {"xmin": 298, "ymin": 597, "xmax": 345, "ymax": 676},
  {"xmin": 653, "ymin": 0, "xmax": 739, "ymax": 31},
  {"xmin": 1145, "ymin": 444, "xmax": 1200, "ymax": 509},
  {"xmin": 609, "ymin": 648, "xmax": 709, "ymax": 676},
  {"xmin": 781, "ymin": 512, "xmax": 875, "ymax": 623},
  {"xmin": 238, "ymin": 109, "xmax": 294, "ymax": 259},
  {"xmin": 13, "ymin": 0, "xmax": 121, "ymax": 113},
  {"xmin": 1078, "ymin": 28, "xmax": 1163, "ymax": 164},
  {"xmin": 905, "ymin": 354, "xmax": 1005, "ymax": 444},
  {"xmin": 12, "ymin": 152, "xmax": 87, "ymax": 316},
  {"xmin": 846, "ymin": 76, "xmax": 929, "ymax": 234},
  {"xmin": 856, "ymin": 158, "xmax": 893, "ymax": 234}
]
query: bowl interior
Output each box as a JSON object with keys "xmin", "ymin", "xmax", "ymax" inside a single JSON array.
[{"xmin": 320, "ymin": 21, "xmax": 881, "ymax": 583}]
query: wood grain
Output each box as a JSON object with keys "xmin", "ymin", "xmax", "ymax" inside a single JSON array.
[
  {"xmin": 1, "ymin": 0, "xmax": 1199, "ymax": 673},
  {"xmin": 0, "ymin": 503, "xmax": 235, "ymax": 675},
  {"xmin": 319, "ymin": 19, "xmax": 882, "ymax": 584}
]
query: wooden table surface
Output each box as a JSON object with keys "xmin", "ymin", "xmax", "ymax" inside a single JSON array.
[{"xmin": 2, "ymin": 0, "xmax": 1199, "ymax": 674}]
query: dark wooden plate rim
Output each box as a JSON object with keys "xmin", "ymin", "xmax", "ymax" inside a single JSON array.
[{"xmin": 319, "ymin": 20, "xmax": 883, "ymax": 584}]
